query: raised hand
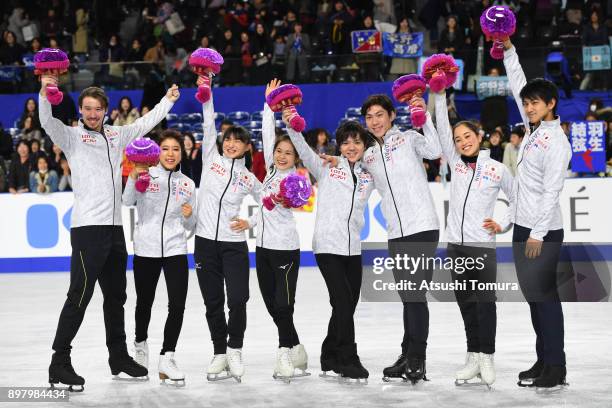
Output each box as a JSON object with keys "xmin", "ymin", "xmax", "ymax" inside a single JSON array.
[
  {"xmin": 265, "ymin": 78, "xmax": 281, "ymax": 98},
  {"xmin": 166, "ymin": 84, "xmax": 180, "ymax": 102}
]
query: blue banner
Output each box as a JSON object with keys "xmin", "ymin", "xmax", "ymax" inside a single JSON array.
[
  {"xmin": 351, "ymin": 30, "xmax": 382, "ymax": 53},
  {"xmin": 0, "ymin": 66, "xmax": 20, "ymax": 82},
  {"xmin": 570, "ymin": 121, "xmax": 606, "ymax": 172},
  {"xmin": 582, "ymin": 45, "xmax": 611, "ymax": 71},
  {"xmin": 382, "ymin": 32, "xmax": 423, "ymax": 58},
  {"xmin": 475, "ymin": 76, "xmax": 510, "ymax": 100}
]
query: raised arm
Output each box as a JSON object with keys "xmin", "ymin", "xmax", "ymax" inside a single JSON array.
[
  {"xmin": 503, "ymin": 42, "xmax": 530, "ymax": 129},
  {"xmin": 121, "ymin": 85, "xmax": 179, "ymax": 146},
  {"xmin": 201, "ymin": 96, "xmax": 220, "ymax": 165},
  {"xmin": 262, "ymin": 103, "xmax": 275, "ymax": 168},
  {"xmin": 412, "ymin": 113, "xmax": 442, "ymax": 160},
  {"xmin": 433, "ymin": 92, "xmax": 460, "ymax": 164},
  {"xmin": 286, "ymin": 128, "xmax": 325, "ymax": 181},
  {"xmin": 38, "ymin": 77, "xmax": 72, "ymax": 152}
]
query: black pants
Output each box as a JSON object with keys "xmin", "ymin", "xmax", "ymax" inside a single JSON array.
[
  {"xmin": 256, "ymin": 247, "xmax": 301, "ymax": 348},
  {"xmin": 194, "ymin": 236, "xmax": 250, "ymax": 354},
  {"xmin": 315, "ymin": 253, "xmax": 363, "ymax": 360},
  {"xmin": 447, "ymin": 243, "xmax": 497, "ymax": 355},
  {"xmin": 133, "ymin": 255, "xmax": 189, "ymax": 354},
  {"xmin": 388, "ymin": 229, "xmax": 439, "ymax": 359},
  {"xmin": 513, "ymin": 224, "xmax": 566, "ymax": 366},
  {"xmin": 52, "ymin": 226, "xmax": 128, "ymax": 358}
]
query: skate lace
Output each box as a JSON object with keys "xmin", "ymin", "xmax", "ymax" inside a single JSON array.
[
  {"xmin": 229, "ymin": 350, "xmax": 242, "ymax": 366},
  {"xmin": 168, "ymin": 357, "xmax": 179, "ymax": 371},
  {"xmin": 211, "ymin": 355, "xmax": 226, "ymax": 367},
  {"xmin": 480, "ymin": 354, "xmax": 494, "ymax": 368},
  {"xmin": 135, "ymin": 349, "xmax": 146, "ymax": 359},
  {"xmin": 280, "ymin": 350, "xmax": 291, "ymax": 366}
]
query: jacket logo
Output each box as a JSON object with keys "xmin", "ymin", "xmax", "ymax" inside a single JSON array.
[
  {"xmin": 329, "ymin": 168, "xmax": 347, "ymax": 181},
  {"xmin": 146, "ymin": 182, "xmax": 160, "ymax": 193},
  {"xmin": 210, "ymin": 162, "xmax": 226, "ymax": 177},
  {"xmin": 81, "ymin": 134, "xmax": 97, "ymax": 144},
  {"xmin": 232, "ymin": 172, "xmax": 254, "ymax": 191}
]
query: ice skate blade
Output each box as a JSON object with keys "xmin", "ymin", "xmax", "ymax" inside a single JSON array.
[
  {"xmin": 382, "ymin": 375, "xmax": 408, "ymax": 383},
  {"xmin": 455, "ymin": 379, "xmax": 493, "ymax": 390},
  {"xmin": 112, "ymin": 374, "xmax": 149, "ymax": 382},
  {"xmin": 319, "ymin": 371, "xmax": 341, "ymax": 380},
  {"xmin": 293, "ymin": 368, "xmax": 311, "ymax": 378},
  {"xmin": 535, "ymin": 383, "xmax": 569, "ymax": 394},
  {"xmin": 206, "ymin": 371, "xmax": 232, "ymax": 382},
  {"xmin": 231, "ymin": 375, "xmax": 242, "ymax": 383},
  {"xmin": 517, "ymin": 378, "xmax": 536, "ymax": 387},
  {"xmin": 159, "ymin": 374, "xmax": 186, "ymax": 388},
  {"xmin": 272, "ymin": 373, "xmax": 292, "ymax": 384},
  {"xmin": 339, "ymin": 376, "xmax": 368, "ymax": 385},
  {"xmin": 49, "ymin": 382, "xmax": 84, "ymax": 392}
]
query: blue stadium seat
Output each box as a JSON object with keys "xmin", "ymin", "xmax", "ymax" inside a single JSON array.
[
  {"xmin": 396, "ymin": 106, "xmax": 409, "ymax": 116},
  {"xmin": 345, "ymin": 107, "xmax": 361, "ymax": 119},
  {"xmin": 193, "ymin": 132, "xmax": 203, "ymax": 142},
  {"xmin": 395, "ymin": 115, "xmax": 411, "ymax": 127},
  {"xmin": 213, "ymin": 112, "xmax": 226, "ymax": 121},
  {"xmin": 166, "ymin": 113, "xmax": 178, "ymax": 123},
  {"xmin": 227, "ymin": 111, "xmax": 250, "ymax": 123},
  {"xmin": 191, "ymin": 123, "xmax": 203, "ymax": 133},
  {"xmin": 275, "ymin": 119, "xmax": 286, "ymax": 129},
  {"xmin": 245, "ymin": 120, "xmax": 262, "ymax": 130},
  {"xmin": 250, "ymin": 111, "xmax": 263, "ymax": 121}
]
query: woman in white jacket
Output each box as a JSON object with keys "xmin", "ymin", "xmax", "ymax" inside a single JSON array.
[
  {"xmin": 123, "ymin": 130, "xmax": 196, "ymax": 386},
  {"xmin": 433, "ymin": 91, "xmax": 514, "ymax": 388}
]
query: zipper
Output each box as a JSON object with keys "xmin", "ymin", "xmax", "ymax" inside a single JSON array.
[
  {"xmin": 215, "ymin": 159, "xmax": 235, "ymax": 241},
  {"xmin": 379, "ymin": 143, "xmax": 403, "ymax": 236},
  {"xmin": 100, "ymin": 131, "xmax": 116, "ymax": 226},
  {"xmin": 347, "ymin": 166, "xmax": 357, "ymax": 256},
  {"xmin": 460, "ymin": 165, "xmax": 476, "ymax": 245},
  {"xmin": 160, "ymin": 171, "xmax": 172, "ymax": 257}
]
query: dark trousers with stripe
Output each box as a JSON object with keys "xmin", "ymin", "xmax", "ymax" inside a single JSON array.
[
  {"xmin": 133, "ymin": 255, "xmax": 189, "ymax": 354},
  {"xmin": 389, "ymin": 229, "xmax": 439, "ymax": 359},
  {"xmin": 447, "ymin": 243, "xmax": 497, "ymax": 355},
  {"xmin": 194, "ymin": 236, "xmax": 250, "ymax": 354},
  {"xmin": 52, "ymin": 226, "xmax": 129, "ymax": 359},
  {"xmin": 315, "ymin": 253, "xmax": 363, "ymax": 361},
  {"xmin": 513, "ymin": 224, "xmax": 566, "ymax": 366},
  {"xmin": 256, "ymin": 247, "xmax": 301, "ymax": 348}
]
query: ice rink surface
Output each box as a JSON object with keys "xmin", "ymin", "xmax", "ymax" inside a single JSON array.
[{"xmin": 1, "ymin": 267, "xmax": 611, "ymax": 408}]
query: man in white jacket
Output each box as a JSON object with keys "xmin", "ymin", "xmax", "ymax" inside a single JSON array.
[
  {"xmin": 39, "ymin": 75, "xmax": 179, "ymax": 391},
  {"xmin": 502, "ymin": 39, "xmax": 572, "ymax": 391}
]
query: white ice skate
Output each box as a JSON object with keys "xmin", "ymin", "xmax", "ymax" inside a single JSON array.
[
  {"xmin": 272, "ymin": 347, "xmax": 294, "ymax": 383},
  {"xmin": 227, "ymin": 347, "xmax": 244, "ymax": 383},
  {"xmin": 158, "ymin": 352, "xmax": 185, "ymax": 387},
  {"xmin": 290, "ymin": 344, "xmax": 311, "ymax": 378},
  {"xmin": 134, "ymin": 340, "xmax": 149, "ymax": 369},
  {"xmin": 478, "ymin": 353, "xmax": 495, "ymax": 389},
  {"xmin": 455, "ymin": 352, "xmax": 482, "ymax": 387},
  {"xmin": 206, "ymin": 354, "xmax": 231, "ymax": 381}
]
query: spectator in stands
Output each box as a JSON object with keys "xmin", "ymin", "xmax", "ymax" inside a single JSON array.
[
  {"xmin": 72, "ymin": 8, "xmax": 89, "ymax": 55},
  {"xmin": 98, "ymin": 34, "xmax": 126, "ymax": 85},
  {"xmin": 18, "ymin": 98, "xmax": 41, "ymax": 130},
  {"xmin": 240, "ymin": 32, "xmax": 253, "ymax": 84},
  {"xmin": 7, "ymin": 8, "xmax": 29, "ymax": 46},
  {"xmin": 218, "ymin": 29, "xmax": 242, "ymax": 85},
  {"xmin": 47, "ymin": 144, "xmax": 63, "ymax": 173},
  {"xmin": 250, "ymin": 23, "xmax": 273, "ymax": 85},
  {"xmin": 58, "ymin": 157, "xmax": 72, "ymax": 191},
  {"xmin": 0, "ymin": 126, "xmax": 13, "ymax": 161},
  {"xmin": 111, "ymin": 97, "xmax": 140, "ymax": 126},
  {"xmin": 271, "ymin": 34, "xmax": 287, "ymax": 79},
  {"xmin": 30, "ymin": 155, "xmax": 58, "ymax": 194},
  {"xmin": 41, "ymin": 8, "xmax": 63, "ymax": 41},
  {"xmin": 286, "ymin": 22, "xmax": 311, "ymax": 83},
  {"xmin": 373, "ymin": 0, "xmax": 396, "ymax": 24},
  {"xmin": 18, "ymin": 116, "xmax": 43, "ymax": 143},
  {"xmin": 356, "ymin": 15, "xmax": 382, "ymax": 82},
  {"xmin": 0, "ymin": 31, "xmax": 25, "ymax": 65},
  {"xmin": 582, "ymin": 9, "xmax": 608, "ymax": 46},
  {"xmin": 144, "ymin": 39, "xmax": 166, "ymax": 70},
  {"xmin": 486, "ymin": 130, "xmax": 504, "ymax": 163},
  {"xmin": 29, "ymin": 139, "xmax": 47, "ymax": 169},
  {"xmin": 27, "ymin": 37, "xmax": 42, "ymax": 55},
  {"xmin": 181, "ymin": 133, "xmax": 202, "ymax": 186},
  {"xmin": 329, "ymin": 12, "xmax": 350, "ymax": 56},
  {"xmin": 8, "ymin": 140, "xmax": 31, "ymax": 194},
  {"xmin": 438, "ymin": 15, "xmax": 464, "ymax": 55},
  {"xmin": 306, "ymin": 128, "xmax": 335, "ymax": 155},
  {"xmin": 503, "ymin": 125, "xmax": 525, "ymax": 176},
  {"xmin": 389, "ymin": 16, "xmax": 417, "ymax": 80},
  {"xmin": 251, "ymin": 144, "xmax": 266, "ymax": 182}
]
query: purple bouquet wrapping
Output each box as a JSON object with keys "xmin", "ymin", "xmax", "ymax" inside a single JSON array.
[
  {"xmin": 263, "ymin": 173, "xmax": 312, "ymax": 210},
  {"xmin": 188, "ymin": 48, "xmax": 224, "ymax": 103},
  {"xmin": 392, "ymin": 74, "xmax": 427, "ymax": 128},
  {"xmin": 33, "ymin": 48, "xmax": 70, "ymax": 105},
  {"xmin": 480, "ymin": 6, "xmax": 516, "ymax": 60},
  {"xmin": 125, "ymin": 137, "xmax": 161, "ymax": 192},
  {"xmin": 265, "ymin": 84, "xmax": 306, "ymax": 132}
]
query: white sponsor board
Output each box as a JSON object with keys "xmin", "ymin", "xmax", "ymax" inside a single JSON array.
[{"xmin": 0, "ymin": 178, "xmax": 610, "ymax": 259}]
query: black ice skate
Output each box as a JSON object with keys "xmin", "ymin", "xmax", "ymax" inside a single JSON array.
[
  {"xmin": 48, "ymin": 353, "xmax": 85, "ymax": 392},
  {"xmin": 338, "ymin": 345, "xmax": 368, "ymax": 384},
  {"xmin": 517, "ymin": 360, "xmax": 544, "ymax": 387},
  {"xmin": 534, "ymin": 365, "xmax": 568, "ymax": 393},
  {"xmin": 405, "ymin": 357, "xmax": 428, "ymax": 385},
  {"xmin": 109, "ymin": 354, "xmax": 149, "ymax": 381},
  {"xmin": 382, "ymin": 354, "xmax": 409, "ymax": 382},
  {"xmin": 319, "ymin": 353, "xmax": 341, "ymax": 379}
]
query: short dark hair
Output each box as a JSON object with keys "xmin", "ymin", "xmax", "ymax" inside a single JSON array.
[
  {"xmin": 361, "ymin": 94, "xmax": 395, "ymax": 117},
  {"xmin": 220, "ymin": 119, "xmax": 234, "ymax": 127},
  {"xmin": 519, "ymin": 78, "xmax": 559, "ymax": 115},
  {"xmin": 335, "ymin": 120, "xmax": 374, "ymax": 154},
  {"xmin": 78, "ymin": 87, "xmax": 109, "ymax": 110},
  {"xmin": 511, "ymin": 126, "xmax": 525, "ymax": 138},
  {"xmin": 452, "ymin": 120, "xmax": 480, "ymax": 137},
  {"xmin": 221, "ymin": 125, "xmax": 251, "ymax": 144},
  {"xmin": 158, "ymin": 129, "xmax": 185, "ymax": 155}
]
